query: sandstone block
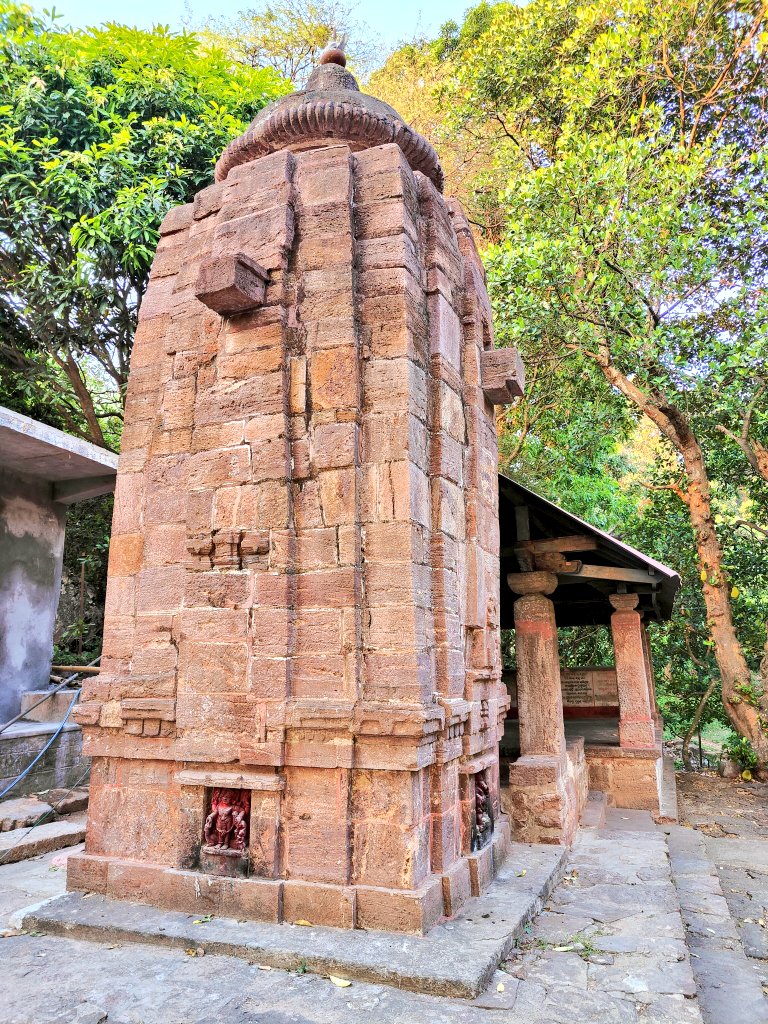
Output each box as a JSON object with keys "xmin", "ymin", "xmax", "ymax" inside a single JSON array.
[
  {"xmin": 213, "ymin": 206, "xmax": 295, "ymax": 272},
  {"xmin": 310, "ymin": 346, "xmax": 359, "ymax": 411},
  {"xmin": 159, "ymin": 204, "xmax": 193, "ymax": 236},
  {"xmin": 67, "ymin": 854, "xmax": 109, "ymax": 894},
  {"xmin": 220, "ymin": 877, "xmax": 282, "ymax": 921},
  {"xmin": 108, "ymin": 534, "xmax": 144, "ymax": 577},
  {"xmin": 355, "ymin": 878, "xmax": 443, "ymax": 935},
  {"xmin": 195, "ymin": 252, "xmax": 269, "ymax": 316},
  {"xmin": 480, "ymin": 347, "xmax": 525, "ymax": 405},
  {"xmin": 282, "ymin": 880, "xmax": 354, "ymax": 928}
]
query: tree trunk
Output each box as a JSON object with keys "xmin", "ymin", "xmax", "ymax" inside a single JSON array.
[
  {"xmin": 54, "ymin": 350, "xmax": 107, "ymax": 447},
  {"xmin": 678, "ymin": 434, "xmax": 768, "ymax": 768},
  {"xmin": 592, "ymin": 350, "xmax": 768, "ymax": 770},
  {"xmin": 681, "ymin": 678, "xmax": 717, "ymax": 771}
]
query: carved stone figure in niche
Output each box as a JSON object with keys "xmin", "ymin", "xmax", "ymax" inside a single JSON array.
[
  {"xmin": 472, "ymin": 772, "xmax": 494, "ymax": 851},
  {"xmin": 203, "ymin": 788, "xmax": 250, "ymax": 855}
]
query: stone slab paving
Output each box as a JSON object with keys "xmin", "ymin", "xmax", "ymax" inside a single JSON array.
[
  {"xmin": 0, "ymin": 843, "xmax": 82, "ymax": 930},
  {"xmin": 666, "ymin": 825, "xmax": 768, "ymax": 1024},
  {"xmin": 0, "ymin": 816, "xmax": 714, "ymax": 1024},
  {"xmin": 22, "ymin": 842, "xmax": 567, "ymax": 998},
  {"xmin": 504, "ymin": 809, "xmax": 704, "ymax": 1024},
  {"xmin": 705, "ymin": 837, "xmax": 768, "ymax": 962},
  {"xmin": 0, "ymin": 811, "xmax": 86, "ymax": 865},
  {"xmin": 0, "ymin": 796, "xmax": 54, "ymax": 832}
]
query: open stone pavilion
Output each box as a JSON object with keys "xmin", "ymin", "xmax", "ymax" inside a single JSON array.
[{"xmin": 67, "ymin": 47, "xmax": 679, "ymax": 935}]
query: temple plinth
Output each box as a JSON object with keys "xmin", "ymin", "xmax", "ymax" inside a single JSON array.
[{"xmin": 68, "ymin": 49, "xmax": 520, "ymax": 933}]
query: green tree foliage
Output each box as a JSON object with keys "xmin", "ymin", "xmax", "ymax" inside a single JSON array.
[
  {"xmin": 446, "ymin": 0, "xmax": 768, "ymax": 762},
  {"xmin": 201, "ymin": 0, "xmax": 379, "ymax": 85},
  {"xmin": 0, "ymin": 4, "xmax": 286, "ymax": 448}
]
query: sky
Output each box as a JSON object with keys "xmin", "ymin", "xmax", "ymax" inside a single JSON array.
[{"xmin": 47, "ymin": 0, "xmax": 474, "ymax": 51}]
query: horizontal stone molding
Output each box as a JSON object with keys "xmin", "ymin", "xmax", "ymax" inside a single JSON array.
[
  {"xmin": 177, "ymin": 768, "xmax": 285, "ymax": 791},
  {"xmin": 459, "ymin": 749, "xmax": 499, "ymax": 775},
  {"xmin": 120, "ymin": 699, "xmax": 176, "ymax": 722}
]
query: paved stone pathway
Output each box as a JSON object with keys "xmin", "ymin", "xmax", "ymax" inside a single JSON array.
[
  {"xmin": 667, "ymin": 826, "xmax": 768, "ymax": 1024},
  {"xmin": 0, "ymin": 813, "xmax": 710, "ymax": 1024},
  {"xmin": 503, "ymin": 809, "xmax": 703, "ymax": 1024},
  {"xmin": 707, "ymin": 836, "xmax": 768, "ymax": 961}
]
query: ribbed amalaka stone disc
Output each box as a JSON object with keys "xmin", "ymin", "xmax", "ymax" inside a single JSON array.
[{"xmin": 215, "ymin": 61, "xmax": 444, "ymax": 191}]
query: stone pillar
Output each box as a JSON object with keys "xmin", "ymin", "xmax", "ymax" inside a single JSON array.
[
  {"xmin": 508, "ymin": 572, "xmax": 565, "ymax": 758},
  {"xmin": 609, "ymin": 594, "xmax": 657, "ymax": 749},
  {"xmin": 504, "ymin": 572, "xmax": 578, "ymax": 845},
  {"xmin": 640, "ymin": 621, "xmax": 662, "ymax": 727}
]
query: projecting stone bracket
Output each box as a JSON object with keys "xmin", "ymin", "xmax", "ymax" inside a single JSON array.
[
  {"xmin": 194, "ymin": 252, "xmax": 270, "ymax": 316},
  {"xmin": 186, "ymin": 529, "xmax": 270, "ymax": 570},
  {"xmin": 120, "ymin": 698, "xmax": 177, "ymax": 738},
  {"xmin": 480, "ymin": 347, "xmax": 525, "ymax": 405}
]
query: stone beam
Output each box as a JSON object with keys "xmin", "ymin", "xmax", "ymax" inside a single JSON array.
[{"xmin": 53, "ymin": 475, "xmax": 118, "ymax": 504}]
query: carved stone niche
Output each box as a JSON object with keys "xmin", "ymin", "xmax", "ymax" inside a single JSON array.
[
  {"xmin": 177, "ymin": 769, "xmax": 284, "ymax": 878},
  {"xmin": 471, "ymin": 769, "xmax": 494, "ymax": 852},
  {"xmin": 480, "ymin": 348, "xmax": 525, "ymax": 405},
  {"xmin": 200, "ymin": 787, "xmax": 251, "ymax": 877}
]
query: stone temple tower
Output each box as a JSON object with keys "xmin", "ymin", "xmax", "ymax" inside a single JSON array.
[{"xmin": 69, "ymin": 47, "xmax": 524, "ymax": 933}]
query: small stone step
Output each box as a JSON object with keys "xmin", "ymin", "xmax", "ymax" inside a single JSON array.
[
  {"xmin": 0, "ymin": 796, "xmax": 54, "ymax": 832},
  {"xmin": 0, "ymin": 812, "xmax": 87, "ymax": 865},
  {"xmin": 657, "ymin": 755, "xmax": 679, "ymax": 823},
  {"xmin": 20, "ymin": 689, "xmax": 80, "ymax": 724},
  {"xmin": 40, "ymin": 788, "xmax": 89, "ymax": 815},
  {"xmin": 580, "ymin": 790, "xmax": 607, "ymax": 829},
  {"xmin": 604, "ymin": 807, "xmax": 657, "ymax": 832}
]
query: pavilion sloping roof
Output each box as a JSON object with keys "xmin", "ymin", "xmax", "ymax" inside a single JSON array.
[{"xmin": 498, "ymin": 475, "xmax": 681, "ymax": 628}]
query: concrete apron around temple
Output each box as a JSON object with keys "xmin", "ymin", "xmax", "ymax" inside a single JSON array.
[
  {"xmin": 498, "ymin": 477, "xmax": 680, "ymax": 843},
  {"xmin": 66, "ymin": 45, "xmax": 679, "ymax": 934},
  {"xmin": 67, "ymin": 45, "xmax": 526, "ymax": 934}
]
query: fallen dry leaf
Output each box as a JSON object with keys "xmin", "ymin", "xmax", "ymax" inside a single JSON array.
[
  {"xmin": 496, "ymin": 982, "xmax": 505, "ymax": 993},
  {"xmin": 329, "ymin": 976, "xmax": 352, "ymax": 988},
  {"xmin": 294, "ymin": 919, "xmax": 313, "ymax": 927}
]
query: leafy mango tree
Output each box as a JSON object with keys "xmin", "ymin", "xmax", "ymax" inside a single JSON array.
[
  {"xmin": 451, "ymin": 0, "xmax": 768, "ymax": 765},
  {"xmin": 0, "ymin": 3, "xmax": 287, "ymax": 447}
]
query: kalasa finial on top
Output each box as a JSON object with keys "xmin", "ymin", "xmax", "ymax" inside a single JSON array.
[
  {"xmin": 214, "ymin": 34, "xmax": 444, "ymax": 190},
  {"xmin": 318, "ymin": 34, "xmax": 348, "ymax": 67}
]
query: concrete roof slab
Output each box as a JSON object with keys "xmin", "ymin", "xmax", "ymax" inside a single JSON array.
[{"xmin": 0, "ymin": 406, "xmax": 118, "ymax": 492}]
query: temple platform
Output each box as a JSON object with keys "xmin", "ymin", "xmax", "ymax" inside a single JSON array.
[
  {"xmin": 22, "ymin": 840, "xmax": 567, "ymax": 998},
  {"xmin": 502, "ymin": 716, "xmax": 672, "ymax": 822}
]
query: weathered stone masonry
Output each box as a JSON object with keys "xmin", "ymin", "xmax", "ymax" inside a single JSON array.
[{"xmin": 69, "ymin": 58, "xmax": 523, "ymax": 932}]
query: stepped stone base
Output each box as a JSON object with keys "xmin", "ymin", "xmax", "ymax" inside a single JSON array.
[
  {"xmin": 68, "ymin": 819, "xmax": 511, "ymax": 935},
  {"xmin": 29, "ymin": 836, "xmax": 564, "ymax": 997},
  {"xmin": 0, "ymin": 812, "xmax": 87, "ymax": 865},
  {"xmin": 0, "ymin": 721, "xmax": 86, "ymax": 798},
  {"xmin": 503, "ymin": 738, "xmax": 588, "ymax": 845},
  {"xmin": 585, "ymin": 743, "xmax": 663, "ymax": 815}
]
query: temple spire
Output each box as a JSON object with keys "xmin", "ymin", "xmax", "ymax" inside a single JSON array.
[{"xmin": 214, "ymin": 35, "xmax": 444, "ymax": 190}]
